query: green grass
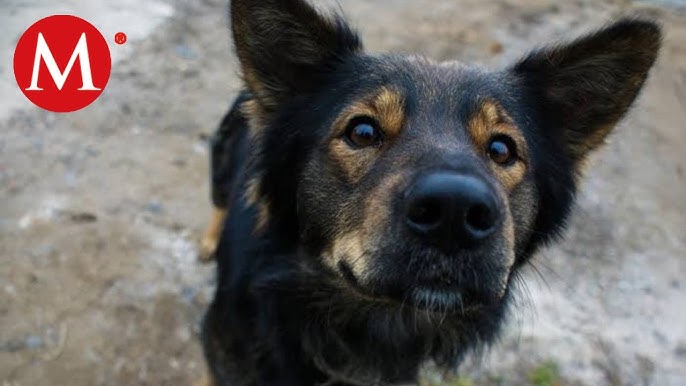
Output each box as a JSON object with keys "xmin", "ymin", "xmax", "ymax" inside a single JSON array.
[
  {"xmin": 447, "ymin": 378, "xmax": 474, "ymax": 386},
  {"xmin": 425, "ymin": 378, "xmax": 473, "ymax": 386},
  {"xmin": 528, "ymin": 361, "xmax": 562, "ymax": 386},
  {"xmin": 421, "ymin": 360, "xmax": 567, "ymax": 386}
]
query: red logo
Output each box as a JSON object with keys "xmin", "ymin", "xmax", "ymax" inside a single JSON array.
[
  {"xmin": 114, "ymin": 32, "xmax": 128, "ymax": 45},
  {"xmin": 13, "ymin": 15, "xmax": 112, "ymax": 113}
]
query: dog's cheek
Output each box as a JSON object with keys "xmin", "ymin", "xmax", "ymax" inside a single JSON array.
[
  {"xmin": 508, "ymin": 178, "xmax": 538, "ymax": 258},
  {"xmin": 362, "ymin": 173, "xmax": 406, "ymax": 232},
  {"xmin": 324, "ymin": 172, "xmax": 406, "ymax": 282},
  {"xmin": 328, "ymin": 140, "xmax": 378, "ymax": 185},
  {"xmin": 324, "ymin": 231, "xmax": 369, "ymax": 277},
  {"xmin": 298, "ymin": 157, "xmax": 351, "ymax": 249},
  {"xmin": 484, "ymin": 187, "xmax": 519, "ymax": 299}
]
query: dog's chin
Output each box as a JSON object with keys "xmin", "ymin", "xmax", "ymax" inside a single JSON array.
[
  {"xmin": 410, "ymin": 286, "xmax": 469, "ymax": 312},
  {"xmin": 336, "ymin": 261, "xmax": 505, "ymax": 314},
  {"xmin": 409, "ymin": 282, "xmax": 508, "ymax": 314}
]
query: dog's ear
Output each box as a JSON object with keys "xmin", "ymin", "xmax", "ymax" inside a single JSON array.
[
  {"xmin": 231, "ymin": 0, "xmax": 362, "ymax": 110},
  {"xmin": 513, "ymin": 19, "xmax": 661, "ymax": 161}
]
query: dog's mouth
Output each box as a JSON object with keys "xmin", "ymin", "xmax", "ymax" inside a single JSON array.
[{"xmin": 336, "ymin": 261, "xmax": 503, "ymax": 313}]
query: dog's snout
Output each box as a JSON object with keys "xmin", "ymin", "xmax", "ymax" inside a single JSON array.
[{"xmin": 405, "ymin": 172, "xmax": 501, "ymax": 249}]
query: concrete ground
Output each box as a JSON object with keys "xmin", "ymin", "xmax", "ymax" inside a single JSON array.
[{"xmin": 1, "ymin": 0, "xmax": 684, "ymax": 385}]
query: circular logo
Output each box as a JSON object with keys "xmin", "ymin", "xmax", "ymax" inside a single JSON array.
[
  {"xmin": 13, "ymin": 15, "xmax": 111, "ymax": 113},
  {"xmin": 114, "ymin": 32, "xmax": 127, "ymax": 45}
]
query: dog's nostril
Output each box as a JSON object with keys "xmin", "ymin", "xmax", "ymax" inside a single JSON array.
[
  {"xmin": 465, "ymin": 203, "xmax": 495, "ymax": 232},
  {"xmin": 407, "ymin": 198, "xmax": 442, "ymax": 227}
]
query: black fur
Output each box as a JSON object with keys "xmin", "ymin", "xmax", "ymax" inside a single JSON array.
[{"xmin": 201, "ymin": 1, "xmax": 661, "ymax": 385}]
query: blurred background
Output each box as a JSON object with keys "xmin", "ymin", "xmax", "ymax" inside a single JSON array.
[{"xmin": 1, "ymin": 0, "xmax": 684, "ymax": 385}]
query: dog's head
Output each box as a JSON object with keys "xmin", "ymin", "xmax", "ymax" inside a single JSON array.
[{"xmin": 231, "ymin": 0, "xmax": 660, "ymax": 313}]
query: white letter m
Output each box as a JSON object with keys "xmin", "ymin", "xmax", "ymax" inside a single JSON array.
[{"xmin": 25, "ymin": 33, "xmax": 101, "ymax": 91}]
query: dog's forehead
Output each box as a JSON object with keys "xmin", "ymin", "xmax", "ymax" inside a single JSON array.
[
  {"xmin": 335, "ymin": 55, "xmax": 510, "ymax": 143},
  {"xmin": 348, "ymin": 55, "xmax": 504, "ymax": 116}
]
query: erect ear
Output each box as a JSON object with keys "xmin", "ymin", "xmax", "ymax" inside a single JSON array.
[
  {"xmin": 513, "ymin": 19, "xmax": 661, "ymax": 161},
  {"xmin": 231, "ymin": 0, "xmax": 362, "ymax": 110}
]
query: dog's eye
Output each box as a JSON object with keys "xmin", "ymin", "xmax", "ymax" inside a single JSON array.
[
  {"xmin": 487, "ymin": 136, "xmax": 516, "ymax": 165},
  {"xmin": 344, "ymin": 118, "xmax": 382, "ymax": 149}
]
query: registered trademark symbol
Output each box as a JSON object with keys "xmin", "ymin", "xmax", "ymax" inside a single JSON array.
[{"xmin": 114, "ymin": 32, "xmax": 127, "ymax": 45}]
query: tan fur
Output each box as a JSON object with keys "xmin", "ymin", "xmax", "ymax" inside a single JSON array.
[
  {"xmin": 363, "ymin": 172, "xmax": 406, "ymax": 233},
  {"xmin": 326, "ymin": 231, "xmax": 367, "ymax": 275},
  {"xmin": 244, "ymin": 177, "xmax": 270, "ymax": 234},
  {"xmin": 330, "ymin": 87, "xmax": 406, "ymax": 138},
  {"xmin": 327, "ymin": 173, "xmax": 407, "ymax": 280},
  {"xmin": 328, "ymin": 87, "xmax": 405, "ymax": 183},
  {"xmin": 198, "ymin": 207, "xmax": 228, "ymax": 262},
  {"xmin": 328, "ymin": 140, "xmax": 377, "ymax": 184},
  {"xmin": 372, "ymin": 87, "xmax": 406, "ymax": 137},
  {"xmin": 468, "ymin": 99, "xmax": 529, "ymax": 191},
  {"xmin": 239, "ymin": 99, "xmax": 272, "ymax": 234},
  {"xmin": 491, "ymin": 188, "xmax": 517, "ymax": 299},
  {"xmin": 240, "ymin": 98, "xmax": 268, "ymax": 138}
]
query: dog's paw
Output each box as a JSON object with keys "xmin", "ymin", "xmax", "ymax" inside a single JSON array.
[
  {"xmin": 198, "ymin": 235, "xmax": 218, "ymax": 263},
  {"xmin": 197, "ymin": 207, "xmax": 228, "ymax": 263}
]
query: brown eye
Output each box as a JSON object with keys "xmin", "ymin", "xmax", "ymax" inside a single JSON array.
[
  {"xmin": 344, "ymin": 118, "xmax": 382, "ymax": 148},
  {"xmin": 488, "ymin": 136, "xmax": 516, "ymax": 165}
]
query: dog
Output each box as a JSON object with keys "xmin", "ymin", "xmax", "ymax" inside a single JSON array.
[{"xmin": 197, "ymin": 1, "xmax": 661, "ymax": 384}]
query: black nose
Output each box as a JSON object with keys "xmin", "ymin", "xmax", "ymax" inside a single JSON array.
[{"xmin": 405, "ymin": 172, "xmax": 501, "ymax": 249}]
